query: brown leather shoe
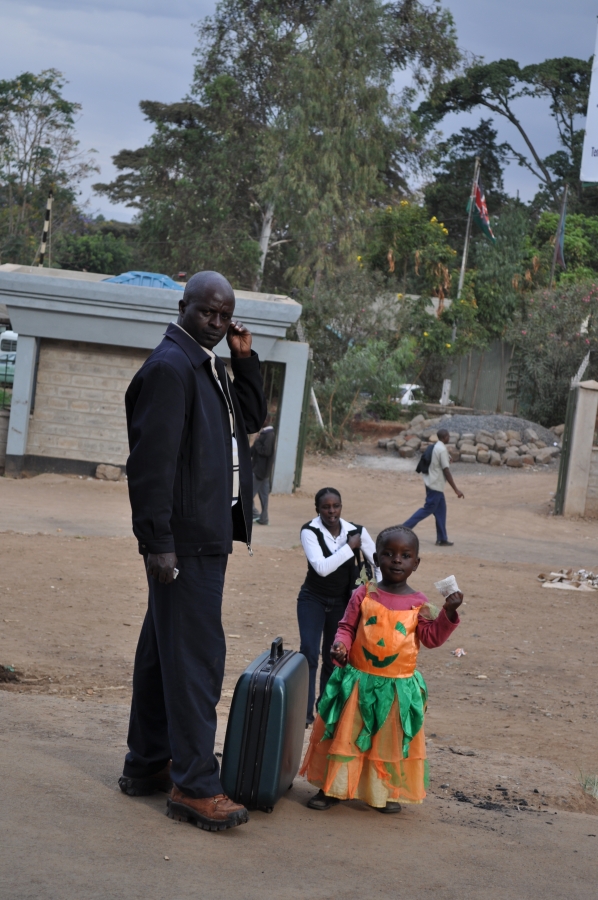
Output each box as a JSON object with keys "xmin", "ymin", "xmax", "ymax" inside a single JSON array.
[
  {"xmin": 166, "ymin": 787, "xmax": 249, "ymax": 831},
  {"xmin": 119, "ymin": 762, "xmax": 172, "ymax": 797}
]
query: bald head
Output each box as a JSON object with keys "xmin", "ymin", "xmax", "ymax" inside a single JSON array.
[
  {"xmin": 178, "ymin": 271, "xmax": 236, "ymax": 349},
  {"xmin": 183, "ymin": 271, "xmax": 235, "ymax": 306}
]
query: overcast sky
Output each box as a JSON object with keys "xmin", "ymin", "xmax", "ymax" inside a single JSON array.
[{"xmin": 1, "ymin": 0, "xmax": 597, "ymax": 221}]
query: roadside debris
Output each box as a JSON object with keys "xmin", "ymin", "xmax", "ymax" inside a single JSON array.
[
  {"xmin": 451, "ymin": 648, "xmax": 467, "ymax": 658},
  {"xmin": 537, "ymin": 569, "xmax": 598, "ymax": 591}
]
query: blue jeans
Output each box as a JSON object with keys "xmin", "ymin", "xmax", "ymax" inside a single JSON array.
[
  {"xmin": 297, "ymin": 586, "xmax": 348, "ymax": 722},
  {"xmin": 123, "ymin": 554, "xmax": 228, "ymax": 799},
  {"xmin": 403, "ymin": 486, "xmax": 448, "ymax": 543}
]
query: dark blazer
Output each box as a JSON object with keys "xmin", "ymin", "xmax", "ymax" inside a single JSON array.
[
  {"xmin": 125, "ymin": 322, "xmax": 267, "ymax": 556},
  {"xmin": 250, "ymin": 428, "xmax": 276, "ymax": 481}
]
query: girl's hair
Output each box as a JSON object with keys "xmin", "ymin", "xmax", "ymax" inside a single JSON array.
[
  {"xmin": 315, "ymin": 487, "xmax": 342, "ymax": 509},
  {"xmin": 376, "ymin": 524, "xmax": 419, "ymax": 555}
]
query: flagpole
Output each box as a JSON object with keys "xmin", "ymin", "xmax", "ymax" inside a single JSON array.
[
  {"xmin": 457, "ymin": 157, "xmax": 481, "ymax": 300},
  {"xmin": 549, "ymin": 184, "xmax": 568, "ymax": 288}
]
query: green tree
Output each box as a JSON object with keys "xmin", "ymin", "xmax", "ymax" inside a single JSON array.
[
  {"xmin": 94, "ymin": 0, "xmax": 460, "ymax": 291},
  {"xmin": 315, "ymin": 336, "xmax": 416, "ymax": 447},
  {"xmin": 419, "ymin": 56, "xmax": 592, "ymax": 210},
  {"xmin": 507, "ymin": 280, "xmax": 598, "ymax": 426},
  {"xmin": 530, "ymin": 211, "xmax": 598, "ymax": 284},
  {"xmin": 53, "ymin": 231, "xmax": 132, "ymax": 274},
  {"xmin": 472, "ymin": 202, "xmax": 530, "ymax": 336},
  {"xmin": 0, "ymin": 69, "xmax": 97, "ymax": 264}
]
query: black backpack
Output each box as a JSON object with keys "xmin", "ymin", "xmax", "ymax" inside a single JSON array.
[{"xmin": 415, "ymin": 442, "xmax": 435, "ymax": 475}]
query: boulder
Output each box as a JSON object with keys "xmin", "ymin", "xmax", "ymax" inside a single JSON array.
[
  {"xmin": 476, "ymin": 442, "xmax": 490, "ymax": 452},
  {"xmin": 459, "ymin": 442, "xmax": 477, "ymax": 456},
  {"xmin": 518, "ymin": 444, "xmax": 530, "ymax": 454},
  {"xmin": 406, "ymin": 437, "xmax": 421, "ymax": 450},
  {"xmin": 447, "ymin": 446, "xmax": 460, "ymax": 461},
  {"xmin": 386, "ymin": 440, "xmax": 397, "ymax": 451},
  {"xmin": 378, "ymin": 439, "xmax": 388, "ymax": 448},
  {"xmin": 461, "ymin": 433, "xmax": 475, "ymax": 442},
  {"xmin": 523, "ymin": 427, "xmax": 539, "ymax": 443},
  {"xmin": 460, "ymin": 453, "xmax": 477, "ymax": 463},
  {"xmin": 506, "ymin": 456, "xmax": 524, "ymax": 468},
  {"xmin": 506, "ymin": 430, "xmax": 522, "ymax": 441},
  {"xmin": 535, "ymin": 446, "xmax": 560, "ymax": 464},
  {"xmin": 493, "ymin": 430, "xmax": 508, "ymax": 441},
  {"xmin": 477, "ymin": 449, "xmax": 490, "ymax": 464},
  {"xmin": 399, "ymin": 446, "xmax": 415, "ymax": 458},
  {"xmin": 475, "ymin": 432, "xmax": 496, "ymax": 448},
  {"xmin": 494, "ymin": 439, "xmax": 508, "ymax": 451},
  {"xmin": 535, "ymin": 440, "xmax": 547, "ymax": 449},
  {"xmin": 449, "ymin": 432, "xmax": 460, "ymax": 445},
  {"xmin": 488, "ymin": 451, "xmax": 502, "ymax": 466},
  {"xmin": 409, "ymin": 414, "xmax": 426, "ymax": 429},
  {"xmin": 552, "ymin": 424, "xmax": 565, "ymax": 436},
  {"xmin": 503, "ymin": 448, "xmax": 520, "ymax": 460},
  {"xmin": 96, "ymin": 464, "xmax": 121, "ymax": 481},
  {"xmin": 521, "ymin": 454, "xmax": 535, "ymax": 466},
  {"xmin": 508, "ymin": 438, "xmax": 522, "ymax": 447}
]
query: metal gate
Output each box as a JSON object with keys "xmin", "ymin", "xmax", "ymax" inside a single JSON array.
[{"xmin": 554, "ymin": 386, "xmax": 577, "ymax": 515}]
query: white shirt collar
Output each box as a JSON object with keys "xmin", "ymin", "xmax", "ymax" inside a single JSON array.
[{"xmin": 174, "ymin": 321, "xmax": 215, "ymax": 357}]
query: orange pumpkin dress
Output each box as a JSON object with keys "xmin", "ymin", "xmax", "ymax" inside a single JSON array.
[{"xmin": 300, "ymin": 585, "xmax": 430, "ymax": 807}]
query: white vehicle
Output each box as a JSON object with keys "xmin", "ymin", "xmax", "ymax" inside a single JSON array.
[
  {"xmin": 397, "ymin": 383, "xmax": 422, "ymax": 407},
  {"xmin": 0, "ymin": 330, "xmax": 17, "ymax": 353}
]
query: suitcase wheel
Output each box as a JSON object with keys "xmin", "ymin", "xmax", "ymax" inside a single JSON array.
[{"xmin": 260, "ymin": 806, "xmax": 274, "ymax": 814}]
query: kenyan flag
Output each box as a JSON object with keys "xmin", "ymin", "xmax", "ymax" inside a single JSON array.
[{"xmin": 468, "ymin": 178, "xmax": 496, "ymax": 243}]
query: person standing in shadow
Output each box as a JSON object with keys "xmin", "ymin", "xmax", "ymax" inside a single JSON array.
[
  {"xmin": 297, "ymin": 487, "xmax": 376, "ymax": 726},
  {"xmin": 251, "ymin": 413, "xmax": 275, "ymax": 526}
]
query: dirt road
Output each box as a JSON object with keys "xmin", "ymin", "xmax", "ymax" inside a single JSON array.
[{"xmin": 1, "ymin": 456, "xmax": 597, "ymax": 898}]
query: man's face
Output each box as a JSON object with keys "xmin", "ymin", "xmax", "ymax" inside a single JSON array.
[{"xmin": 179, "ymin": 292, "xmax": 235, "ymax": 349}]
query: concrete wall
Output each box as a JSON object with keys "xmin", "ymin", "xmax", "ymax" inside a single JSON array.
[
  {"xmin": 25, "ymin": 340, "xmax": 148, "ymax": 470},
  {"xmin": 585, "ymin": 447, "xmax": 598, "ymax": 517},
  {"xmin": 0, "ymin": 409, "xmax": 9, "ymax": 469}
]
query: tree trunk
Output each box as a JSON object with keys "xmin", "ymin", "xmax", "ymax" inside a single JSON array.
[{"xmin": 253, "ymin": 202, "xmax": 275, "ymax": 291}]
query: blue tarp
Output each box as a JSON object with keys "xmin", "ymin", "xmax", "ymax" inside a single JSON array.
[{"xmin": 103, "ymin": 271, "xmax": 185, "ymax": 290}]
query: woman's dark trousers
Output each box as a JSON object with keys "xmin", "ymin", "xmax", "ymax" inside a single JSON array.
[
  {"xmin": 123, "ymin": 554, "xmax": 228, "ymax": 799},
  {"xmin": 297, "ymin": 586, "xmax": 348, "ymax": 722}
]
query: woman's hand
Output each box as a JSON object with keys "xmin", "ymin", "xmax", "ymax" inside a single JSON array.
[
  {"xmin": 330, "ymin": 641, "xmax": 348, "ymax": 664},
  {"xmin": 443, "ymin": 590, "xmax": 463, "ymax": 622},
  {"xmin": 347, "ymin": 533, "xmax": 362, "ymax": 550}
]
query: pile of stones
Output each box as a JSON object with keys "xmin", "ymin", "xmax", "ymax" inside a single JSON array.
[{"xmin": 377, "ymin": 415, "xmax": 563, "ymax": 467}]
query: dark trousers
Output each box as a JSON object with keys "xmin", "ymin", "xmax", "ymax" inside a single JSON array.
[
  {"xmin": 403, "ymin": 486, "xmax": 448, "ymax": 543},
  {"xmin": 252, "ymin": 474, "xmax": 270, "ymax": 524},
  {"xmin": 123, "ymin": 554, "xmax": 228, "ymax": 799},
  {"xmin": 297, "ymin": 586, "xmax": 347, "ymax": 722}
]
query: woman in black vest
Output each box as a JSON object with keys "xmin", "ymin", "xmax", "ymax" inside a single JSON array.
[{"xmin": 298, "ymin": 487, "xmax": 376, "ymax": 725}]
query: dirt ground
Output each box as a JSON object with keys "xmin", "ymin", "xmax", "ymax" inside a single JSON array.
[{"xmin": 1, "ymin": 449, "xmax": 598, "ymax": 899}]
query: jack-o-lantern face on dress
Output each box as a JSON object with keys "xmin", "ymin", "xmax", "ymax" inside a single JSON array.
[{"xmin": 349, "ymin": 596, "xmax": 420, "ymax": 678}]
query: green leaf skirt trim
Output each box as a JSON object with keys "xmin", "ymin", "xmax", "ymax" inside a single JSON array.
[{"xmin": 318, "ymin": 663, "xmax": 428, "ymax": 757}]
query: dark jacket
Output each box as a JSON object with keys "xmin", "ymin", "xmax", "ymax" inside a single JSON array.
[
  {"xmin": 250, "ymin": 427, "xmax": 276, "ymax": 481},
  {"xmin": 125, "ymin": 323, "xmax": 267, "ymax": 556}
]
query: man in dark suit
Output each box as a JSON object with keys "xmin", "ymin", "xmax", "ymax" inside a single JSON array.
[
  {"xmin": 251, "ymin": 413, "xmax": 276, "ymax": 525},
  {"xmin": 118, "ymin": 271, "xmax": 267, "ymax": 832}
]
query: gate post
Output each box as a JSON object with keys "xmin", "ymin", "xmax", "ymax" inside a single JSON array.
[{"xmin": 560, "ymin": 380, "xmax": 598, "ymax": 517}]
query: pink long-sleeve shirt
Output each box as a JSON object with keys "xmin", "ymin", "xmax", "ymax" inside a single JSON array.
[{"xmin": 335, "ymin": 583, "xmax": 459, "ymax": 659}]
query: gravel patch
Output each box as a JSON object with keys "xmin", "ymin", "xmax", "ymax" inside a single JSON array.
[{"xmin": 436, "ymin": 414, "xmax": 558, "ymax": 444}]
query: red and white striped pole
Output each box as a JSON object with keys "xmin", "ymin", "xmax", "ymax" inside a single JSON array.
[{"xmin": 38, "ymin": 189, "xmax": 54, "ymax": 267}]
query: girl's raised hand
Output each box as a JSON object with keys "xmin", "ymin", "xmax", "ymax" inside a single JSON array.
[
  {"xmin": 443, "ymin": 591, "xmax": 463, "ymax": 623},
  {"xmin": 331, "ymin": 641, "xmax": 348, "ymax": 664}
]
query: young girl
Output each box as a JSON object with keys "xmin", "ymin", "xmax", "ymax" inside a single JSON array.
[{"xmin": 300, "ymin": 524, "xmax": 462, "ymax": 813}]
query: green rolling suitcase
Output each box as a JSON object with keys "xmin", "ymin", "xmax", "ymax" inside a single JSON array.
[{"xmin": 221, "ymin": 637, "xmax": 308, "ymax": 812}]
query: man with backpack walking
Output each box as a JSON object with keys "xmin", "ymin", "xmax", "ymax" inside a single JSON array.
[{"xmin": 403, "ymin": 428, "xmax": 464, "ymax": 546}]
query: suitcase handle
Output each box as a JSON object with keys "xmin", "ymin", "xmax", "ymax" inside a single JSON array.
[{"xmin": 269, "ymin": 636, "xmax": 284, "ymax": 661}]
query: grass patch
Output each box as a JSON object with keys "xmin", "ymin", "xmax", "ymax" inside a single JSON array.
[{"xmin": 578, "ymin": 771, "xmax": 598, "ymax": 799}]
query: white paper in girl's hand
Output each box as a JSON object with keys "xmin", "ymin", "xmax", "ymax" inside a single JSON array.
[{"xmin": 434, "ymin": 575, "xmax": 459, "ymax": 598}]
